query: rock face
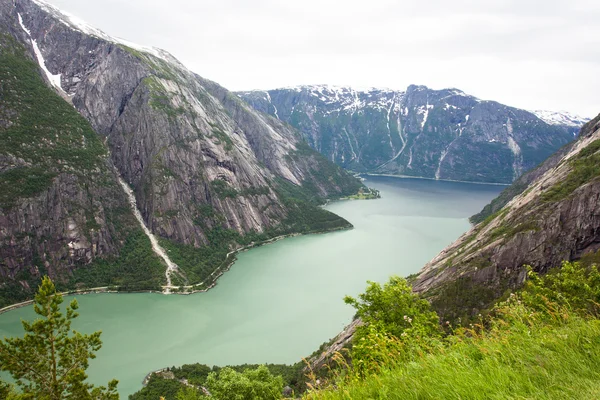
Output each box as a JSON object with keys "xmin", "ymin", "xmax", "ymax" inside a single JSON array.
[
  {"xmin": 238, "ymin": 85, "xmax": 587, "ymax": 184},
  {"xmin": 0, "ymin": 26, "xmax": 167, "ymax": 306},
  {"xmin": 413, "ymin": 114, "xmax": 600, "ymax": 320},
  {"xmin": 0, "ymin": 0, "xmax": 363, "ymax": 305}
]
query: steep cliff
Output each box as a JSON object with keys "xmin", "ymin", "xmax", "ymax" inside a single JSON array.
[
  {"xmin": 413, "ymin": 114, "xmax": 600, "ymax": 320},
  {"xmin": 0, "ymin": 0, "xmax": 363, "ymax": 306},
  {"xmin": 0, "ymin": 32, "xmax": 166, "ymax": 306},
  {"xmin": 239, "ymin": 85, "xmax": 587, "ymax": 184}
]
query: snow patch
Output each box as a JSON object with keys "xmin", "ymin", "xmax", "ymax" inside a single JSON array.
[
  {"xmin": 30, "ymin": 0, "xmax": 176, "ymax": 64},
  {"xmin": 443, "ymin": 103, "xmax": 458, "ymax": 111},
  {"xmin": 531, "ymin": 110, "xmax": 590, "ymax": 128},
  {"xmin": 417, "ymin": 104, "xmax": 434, "ymax": 130},
  {"xmin": 18, "ymin": 13, "xmax": 64, "ymax": 93}
]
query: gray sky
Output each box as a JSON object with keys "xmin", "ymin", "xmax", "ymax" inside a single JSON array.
[{"xmin": 48, "ymin": 0, "xmax": 600, "ymax": 117}]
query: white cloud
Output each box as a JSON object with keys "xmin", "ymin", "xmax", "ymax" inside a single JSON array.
[{"xmin": 48, "ymin": 0, "xmax": 600, "ymax": 117}]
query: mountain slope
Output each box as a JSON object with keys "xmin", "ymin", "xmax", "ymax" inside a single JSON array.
[
  {"xmin": 239, "ymin": 85, "xmax": 587, "ymax": 184},
  {"xmin": 0, "ymin": 32, "xmax": 167, "ymax": 306},
  {"xmin": 0, "ymin": 0, "xmax": 363, "ymax": 305},
  {"xmin": 413, "ymin": 113, "xmax": 600, "ymax": 320}
]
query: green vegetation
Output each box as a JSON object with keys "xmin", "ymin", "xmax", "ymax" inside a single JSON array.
[
  {"xmin": 426, "ymin": 275, "xmax": 506, "ymax": 324},
  {"xmin": 210, "ymin": 179, "xmax": 239, "ymax": 199},
  {"xmin": 0, "ymin": 167, "xmax": 57, "ymax": 208},
  {"xmin": 205, "ymin": 366, "xmax": 283, "ymax": 400},
  {"xmin": 0, "ymin": 251, "xmax": 49, "ymax": 308},
  {"xmin": 210, "ymin": 179, "xmax": 271, "ymax": 200},
  {"xmin": 542, "ymin": 139, "xmax": 600, "ymax": 202},
  {"xmin": 341, "ymin": 187, "xmax": 380, "ymax": 200},
  {"xmin": 470, "ymin": 181, "xmax": 527, "ymax": 224},
  {"xmin": 161, "ymin": 194, "xmax": 351, "ymax": 285},
  {"xmin": 131, "ymin": 364, "xmax": 294, "ymax": 400},
  {"xmin": 130, "ymin": 376, "xmax": 184, "ymax": 400},
  {"xmin": 488, "ymin": 219, "xmax": 539, "ymax": 241},
  {"xmin": 0, "ymin": 34, "xmax": 165, "ymax": 307},
  {"xmin": 472, "ymin": 135, "xmax": 599, "ymax": 224},
  {"xmin": 344, "ymin": 277, "xmax": 440, "ymax": 342},
  {"xmin": 285, "ymin": 142, "xmax": 364, "ymax": 201},
  {"xmin": 0, "ymin": 34, "xmax": 107, "ymax": 208},
  {"xmin": 303, "ymin": 261, "xmax": 600, "ymax": 400},
  {"xmin": 165, "ymin": 171, "xmax": 355, "ymax": 286},
  {"xmin": 69, "ymin": 228, "xmax": 165, "ymax": 291},
  {"xmin": 143, "ymin": 77, "xmax": 186, "ymax": 119},
  {"xmin": 0, "ymin": 277, "xmax": 118, "ymax": 399},
  {"xmin": 0, "ymin": 381, "xmax": 20, "ymax": 400},
  {"xmin": 135, "ymin": 261, "xmax": 600, "ymax": 400},
  {"xmin": 208, "ymin": 125, "xmax": 234, "ymax": 151}
]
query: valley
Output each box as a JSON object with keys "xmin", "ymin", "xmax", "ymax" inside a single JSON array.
[
  {"xmin": 0, "ymin": 0, "xmax": 599, "ymax": 399},
  {"xmin": 0, "ymin": 176, "xmax": 502, "ymax": 396}
]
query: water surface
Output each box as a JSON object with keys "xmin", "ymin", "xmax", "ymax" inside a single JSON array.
[{"xmin": 0, "ymin": 176, "xmax": 502, "ymax": 396}]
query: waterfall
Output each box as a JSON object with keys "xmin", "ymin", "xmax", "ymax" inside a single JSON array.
[{"xmin": 117, "ymin": 176, "xmax": 179, "ymax": 293}]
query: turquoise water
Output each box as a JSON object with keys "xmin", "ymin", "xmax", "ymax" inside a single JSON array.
[{"xmin": 0, "ymin": 176, "xmax": 502, "ymax": 397}]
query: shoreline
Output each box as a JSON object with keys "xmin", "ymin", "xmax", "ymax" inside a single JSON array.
[
  {"xmin": 363, "ymin": 173, "xmax": 511, "ymax": 186},
  {"xmin": 0, "ymin": 225, "xmax": 352, "ymax": 315}
]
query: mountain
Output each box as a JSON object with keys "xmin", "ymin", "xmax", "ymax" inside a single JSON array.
[
  {"xmin": 413, "ymin": 113, "xmax": 600, "ymax": 320},
  {"xmin": 238, "ymin": 85, "xmax": 588, "ymax": 184},
  {"xmin": 0, "ymin": 0, "xmax": 363, "ymax": 306}
]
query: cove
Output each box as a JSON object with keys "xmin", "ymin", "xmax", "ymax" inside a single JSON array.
[{"xmin": 0, "ymin": 176, "xmax": 503, "ymax": 397}]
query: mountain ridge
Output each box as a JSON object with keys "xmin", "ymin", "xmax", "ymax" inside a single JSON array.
[{"xmin": 239, "ymin": 84, "xmax": 588, "ymax": 184}]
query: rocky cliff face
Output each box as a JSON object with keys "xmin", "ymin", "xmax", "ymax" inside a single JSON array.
[
  {"xmin": 0, "ymin": 29, "xmax": 167, "ymax": 306},
  {"xmin": 239, "ymin": 85, "xmax": 587, "ymax": 184},
  {"xmin": 413, "ymin": 114, "xmax": 600, "ymax": 320},
  {"xmin": 0, "ymin": 0, "xmax": 363, "ymax": 305}
]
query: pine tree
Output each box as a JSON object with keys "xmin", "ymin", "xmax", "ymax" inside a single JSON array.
[{"xmin": 0, "ymin": 276, "xmax": 119, "ymax": 400}]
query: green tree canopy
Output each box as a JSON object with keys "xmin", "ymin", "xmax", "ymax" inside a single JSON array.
[
  {"xmin": 344, "ymin": 275, "xmax": 440, "ymax": 339},
  {"xmin": 205, "ymin": 365, "xmax": 283, "ymax": 400},
  {"xmin": 0, "ymin": 276, "xmax": 118, "ymax": 400}
]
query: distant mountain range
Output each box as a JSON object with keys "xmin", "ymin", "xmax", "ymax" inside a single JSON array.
[{"xmin": 238, "ymin": 85, "xmax": 589, "ymax": 184}]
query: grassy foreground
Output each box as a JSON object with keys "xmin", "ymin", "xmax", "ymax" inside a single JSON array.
[
  {"xmin": 304, "ymin": 262, "xmax": 600, "ymax": 400},
  {"xmin": 307, "ymin": 316, "xmax": 600, "ymax": 399}
]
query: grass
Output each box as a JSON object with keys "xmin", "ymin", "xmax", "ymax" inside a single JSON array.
[
  {"xmin": 488, "ymin": 220, "xmax": 539, "ymax": 242},
  {"xmin": 305, "ymin": 262, "xmax": 600, "ymax": 400},
  {"xmin": 311, "ymin": 317, "xmax": 600, "ymax": 400},
  {"xmin": 542, "ymin": 139, "xmax": 600, "ymax": 202},
  {"xmin": 306, "ymin": 306, "xmax": 600, "ymax": 400}
]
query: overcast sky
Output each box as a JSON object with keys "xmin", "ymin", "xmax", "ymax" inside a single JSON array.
[{"xmin": 48, "ymin": 0, "xmax": 600, "ymax": 117}]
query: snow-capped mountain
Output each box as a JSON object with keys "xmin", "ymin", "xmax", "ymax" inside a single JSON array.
[
  {"xmin": 531, "ymin": 110, "xmax": 590, "ymax": 128},
  {"xmin": 239, "ymin": 85, "xmax": 589, "ymax": 184}
]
